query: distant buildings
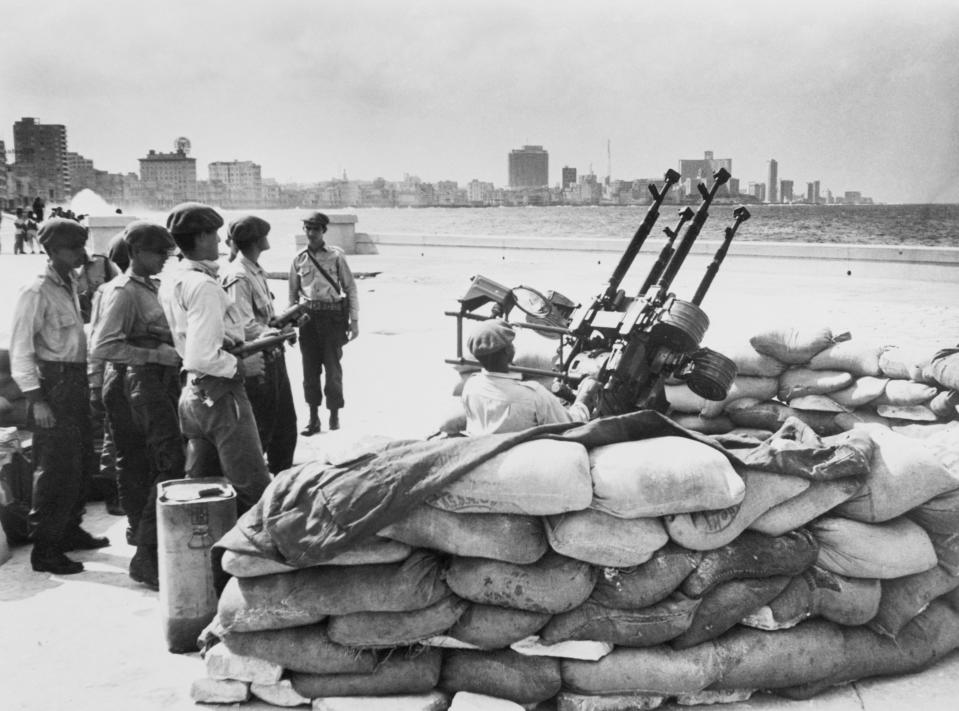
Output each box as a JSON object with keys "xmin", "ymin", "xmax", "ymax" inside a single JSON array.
[
  {"xmin": 767, "ymin": 159, "xmax": 779, "ymax": 204},
  {"xmin": 508, "ymin": 145, "xmax": 548, "ymax": 188},
  {"xmin": 807, "ymin": 180, "xmax": 821, "ymax": 205},
  {"xmin": 562, "ymin": 166, "xmax": 577, "ymax": 189},
  {"xmin": 139, "ymin": 148, "xmax": 197, "ymax": 207},
  {"xmin": 208, "ymin": 160, "xmax": 262, "ymax": 207},
  {"xmin": 14, "ymin": 117, "xmax": 70, "ymax": 202},
  {"xmin": 780, "ymin": 179, "xmax": 794, "ymax": 203},
  {"xmin": 678, "ymin": 151, "xmax": 732, "ymax": 198}
]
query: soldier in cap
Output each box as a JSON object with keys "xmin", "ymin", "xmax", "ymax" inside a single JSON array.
[
  {"xmin": 461, "ymin": 319, "xmax": 600, "ymax": 435},
  {"xmin": 158, "ymin": 203, "xmax": 270, "ymax": 513},
  {"xmin": 288, "ymin": 211, "xmax": 359, "ymax": 434},
  {"xmin": 89, "ymin": 221, "xmax": 184, "ymax": 589},
  {"xmin": 9, "ymin": 218, "xmax": 109, "ymax": 575},
  {"xmin": 221, "ymin": 216, "xmax": 298, "ymax": 473}
]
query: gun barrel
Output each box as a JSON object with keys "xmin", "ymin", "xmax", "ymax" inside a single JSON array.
[
  {"xmin": 638, "ymin": 207, "xmax": 694, "ymax": 296},
  {"xmin": 691, "ymin": 206, "xmax": 750, "ymax": 306},
  {"xmin": 229, "ymin": 332, "xmax": 296, "ymax": 358}
]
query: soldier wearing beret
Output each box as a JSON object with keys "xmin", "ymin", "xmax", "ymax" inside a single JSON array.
[
  {"xmin": 9, "ymin": 218, "xmax": 109, "ymax": 575},
  {"xmin": 221, "ymin": 216, "xmax": 298, "ymax": 473},
  {"xmin": 158, "ymin": 203, "xmax": 270, "ymax": 513},
  {"xmin": 460, "ymin": 319, "xmax": 600, "ymax": 435},
  {"xmin": 89, "ymin": 221, "xmax": 184, "ymax": 589},
  {"xmin": 288, "ymin": 211, "xmax": 359, "ymax": 434}
]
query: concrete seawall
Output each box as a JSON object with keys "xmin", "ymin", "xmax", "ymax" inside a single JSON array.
[{"xmin": 366, "ymin": 232, "xmax": 959, "ymax": 282}]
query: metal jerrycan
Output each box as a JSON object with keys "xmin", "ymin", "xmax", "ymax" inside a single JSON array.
[{"xmin": 156, "ymin": 478, "xmax": 237, "ymax": 653}]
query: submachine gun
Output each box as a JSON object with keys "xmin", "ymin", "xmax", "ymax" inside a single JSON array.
[{"xmin": 445, "ymin": 168, "xmax": 750, "ymax": 417}]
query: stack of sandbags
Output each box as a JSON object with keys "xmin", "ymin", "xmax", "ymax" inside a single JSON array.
[
  {"xmin": 667, "ymin": 326, "xmax": 958, "ymax": 439},
  {"xmin": 191, "ymin": 420, "xmax": 959, "ymax": 709}
]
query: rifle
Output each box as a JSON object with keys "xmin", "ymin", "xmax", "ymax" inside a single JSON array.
[
  {"xmin": 228, "ymin": 331, "xmax": 296, "ymax": 358},
  {"xmin": 269, "ymin": 302, "xmax": 310, "ymax": 329},
  {"xmin": 692, "ymin": 206, "xmax": 750, "ymax": 306}
]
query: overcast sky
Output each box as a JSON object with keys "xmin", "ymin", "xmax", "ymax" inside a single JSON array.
[{"xmin": 2, "ymin": 0, "xmax": 957, "ymax": 203}]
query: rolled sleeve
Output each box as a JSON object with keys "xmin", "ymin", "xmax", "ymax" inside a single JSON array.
[{"xmin": 9, "ymin": 287, "xmax": 42, "ymax": 394}]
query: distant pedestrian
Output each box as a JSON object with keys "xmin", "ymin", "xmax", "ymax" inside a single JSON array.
[
  {"xmin": 24, "ymin": 213, "xmax": 38, "ymax": 254},
  {"xmin": 14, "ymin": 208, "xmax": 28, "ymax": 255},
  {"xmin": 9, "ymin": 218, "xmax": 109, "ymax": 575},
  {"xmin": 288, "ymin": 212, "xmax": 359, "ymax": 435},
  {"xmin": 32, "ymin": 196, "xmax": 45, "ymax": 222}
]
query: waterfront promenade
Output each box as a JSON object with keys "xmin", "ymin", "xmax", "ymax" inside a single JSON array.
[{"xmin": 1, "ymin": 233, "xmax": 958, "ymax": 710}]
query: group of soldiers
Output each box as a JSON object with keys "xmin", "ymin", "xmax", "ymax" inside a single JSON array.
[{"xmin": 8, "ymin": 205, "xmax": 359, "ymax": 588}]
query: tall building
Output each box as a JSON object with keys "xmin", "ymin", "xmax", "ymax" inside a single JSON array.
[
  {"xmin": 806, "ymin": 180, "xmax": 821, "ymax": 205},
  {"xmin": 208, "ymin": 160, "xmax": 262, "ymax": 207},
  {"xmin": 66, "ymin": 151, "xmax": 96, "ymax": 193},
  {"xmin": 561, "ymin": 166, "xmax": 577, "ymax": 189},
  {"xmin": 508, "ymin": 145, "xmax": 548, "ymax": 188},
  {"xmin": 780, "ymin": 179, "xmax": 794, "ymax": 203},
  {"xmin": 139, "ymin": 147, "xmax": 197, "ymax": 208},
  {"xmin": 678, "ymin": 150, "xmax": 732, "ymax": 197},
  {"xmin": 767, "ymin": 159, "xmax": 779, "ymax": 204},
  {"xmin": 13, "ymin": 117, "xmax": 70, "ymax": 202}
]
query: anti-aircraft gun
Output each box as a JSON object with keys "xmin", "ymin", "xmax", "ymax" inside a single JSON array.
[{"xmin": 445, "ymin": 168, "xmax": 750, "ymax": 417}]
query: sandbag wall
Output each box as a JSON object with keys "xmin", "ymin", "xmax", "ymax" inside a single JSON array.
[
  {"xmin": 666, "ymin": 326, "xmax": 959, "ymax": 438},
  {"xmin": 191, "ymin": 411, "xmax": 959, "ymax": 709}
]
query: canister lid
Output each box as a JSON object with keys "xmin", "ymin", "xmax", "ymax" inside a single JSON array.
[{"xmin": 159, "ymin": 479, "xmax": 235, "ymax": 502}]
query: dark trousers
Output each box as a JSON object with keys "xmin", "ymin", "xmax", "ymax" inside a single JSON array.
[
  {"xmin": 103, "ymin": 363, "xmax": 185, "ymax": 546},
  {"xmin": 29, "ymin": 362, "xmax": 95, "ymax": 546},
  {"xmin": 245, "ymin": 349, "xmax": 298, "ymax": 473},
  {"xmin": 179, "ymin": 376, "xmax": 270, "ymax": 514},
  {"xmin": 298, "ymin": 310, "xmax": 347, "ymax": 411}
]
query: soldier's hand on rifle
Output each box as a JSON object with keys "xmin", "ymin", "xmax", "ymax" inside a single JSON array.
[
  {"xmin": 241, "ymin": 352, "xmax": 265, "ymax": 379},
  {"xmin": 153, "ymin": 343, "xmax": 181, "ymax": 368},
  {"xmin": 348, "ymin": 321, "xmax": 360, "ymax": 342}
]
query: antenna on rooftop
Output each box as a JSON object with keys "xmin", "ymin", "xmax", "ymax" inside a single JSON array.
[{"xmin": 174, "ymin": 137, "xmax": 191, "ymax": 156}]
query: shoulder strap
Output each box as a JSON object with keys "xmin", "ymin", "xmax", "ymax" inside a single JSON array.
[{"xmin": 305, "ymin": 250, "xmax": 343, "ymax": 295}]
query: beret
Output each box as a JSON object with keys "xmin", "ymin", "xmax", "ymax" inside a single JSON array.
[
  {"xmin": 123, "ymin": 221, "xmax": 176, "ymax": 251},
  {"xmin": 37, "ymin": 218, "xmax": 88, "ymax": 248},
  {"xmin": 228, "ymin": 215, "xmax": 271, "ymax": 245},
  {"xmin": 467, "ymin": 319, "xmax": 516, "ymax": 358},
  {"xmin": 166, "ymin": 202, "xmax": 224, "ymax": 235},
  {"xmin": 303, "ymin": 211, "xmax": 330, "ymax": 228}
]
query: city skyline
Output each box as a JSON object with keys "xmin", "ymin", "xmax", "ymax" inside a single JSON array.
[{"xmin": 2, "ymin": 1, "xmax": 958, "ymax": 204}]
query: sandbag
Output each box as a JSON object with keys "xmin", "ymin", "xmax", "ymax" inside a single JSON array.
[
  {"xmin": 590, "ymin": 545, "xmax": 702, "ymax": 610},
  {"xmin": 748, "ymin": 476, "xmax": 861, "ymax": 536},
  {"xmin": 669, "ymin": 414, "xmax": 735, "ymax": 435},
  {"xmin": 589, "ymin": 437, "xmax": 744, "ymax": 518},
  {"xmin": 869, "ymin": 565, "xmax": 959, "ymax": 638},
  {"xmin": 929, "ymin": 390, "xmax": 959, "ymax": 420},
  {"xmin": 448, "ymin": 603, "xmax": 551, "ymax": 650},
  {"xmin": 878, "ymin": 345, "xmax": 935, "ymax": 381},
  {"xmin": 908, "ymin": 485, "xmax": 959, "ymax": 536},
  {"xmin": 808, "ymin": 340, "xmax": 884, "ymax": 376},
  {"xmin": 440, "ymin": 649, "xmax": 561, "ymax": 705},
  {"xmin": 834, "ymin": 425, "xmax": 959, "ymax": 522},
  {"xmin": 874, "ymin": 380, "xmax": 939, "ymax": 406},
  {"xmin": 671, "ymin": 577, "xmax": 791, "ymax": 649},
  {"xmin": 545, "ymin": 510, "xmax": 667, "ymax": 567},
  {"xmin": 290, "ymin": 649, "xmax": 442, "ymax": 698},
  {"xmin": 217, "ymin": 551, "xmax": 449, "ymax": 632},
  {"xmin": 812, "ymin": 516, "xmax": 938, "ymax": 579},
  {"xmin": 681, "ymin": 530, "xmax": 818, "ymax": 598},
  {"xmin": 664, "ymin": 385, "xmax": 708, "ymax": 415},
  {"xmin": 699, "ymin": 377, "xmax": 779, "ymax": 419},
  {"xmin": 221, "ymin": 623, "xmax": 378, "ymax": 675},
  {"xmin": 555, "ymin": 691, "xmax": 667, "ymax": 710},
  {"xmin": 875, "ymin": 404, "xmax": 938, "ymax": 421},
  {"xmin": 379, "ymin": 506, "xmax": 546, "ymax": 564},
  {"xmin": 778, "ymin": 368, "xmax": 855, "ymax": 401},
  {"xmin": 925, "ymin": 348, "xmax": 959, "ymax": 390},
  {"xmin": 221, "ymin": 539, "xmax": 413, "ymax": 577},
  {"xmin": 750, "ymin": 326, "xmax": 848, "ymax": 365},
  {"xmin": 724, "ymin": 345, "xmax": 789, "ymax": 377},
  {"xmin": 833, "ymin": 409, "xmax": 889, "ymax": 431},
  {"xmin": 726, "ymin": 400, "xmax": 838, "ymax": 435},
  {"xmin": 327, "ymin": 595, "xmax": 469, "ymax": 648},
  {"xmin": 446, "ymin": 551, "xmax": 596, "ymax": 614},
  {"xmin": 540, "ymin": 595, "xmax": 700, "ymax": 647},
  {"xmin": 561, "ymin": 644, "xmax": 722, "ymax": 695},
  {"xmin": 428, "ymin": 440, "xmax": 591, "ymax": 516},
  {"xmin": 830, "ymin": 376, "xmax": 889, "ymax": 408},
  {"xmin": 788, "ymin": 395, "xmax": 848, "ymax": 413},
  {"xmin": 664, "ymin": 470, "xmax": 809, "ymax": 550}
]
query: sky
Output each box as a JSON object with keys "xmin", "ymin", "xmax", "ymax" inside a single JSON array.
[{"xmin": 2, "ymin": 0, "xmax": 958, "ymax": 204}]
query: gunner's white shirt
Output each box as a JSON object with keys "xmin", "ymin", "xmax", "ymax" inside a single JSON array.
[{"xmin": 461, "ymin": 369, "xmax": 589, "ymax": 436}]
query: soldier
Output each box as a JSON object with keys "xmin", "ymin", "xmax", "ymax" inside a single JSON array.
[
  {"xmin": 288, "ymin": 212, "xmax": 359, "ymax": 434},
  {"xmin": 221, "ymin": 216, "xmax": 298, "ymax": 473},
  {"xmin": 89, "ymin": 221, "xmax": 184, "ymax": 589},
  {"xmin": 9, "ymin": 218, "xmax": 108, "ymax": 575},
  {"xmin": 158, "ymin": 203, "xmax": 270, "ymax": 513}
]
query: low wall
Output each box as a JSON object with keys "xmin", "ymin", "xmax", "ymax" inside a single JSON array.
[{"xmin": 368, "ymin": 233, "xmax": 959, "ymax": 282}]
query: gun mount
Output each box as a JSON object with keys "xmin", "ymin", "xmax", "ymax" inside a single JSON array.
[{"xmin": 445, "ymin": 169, "xmax": 750, "ymax": 418}]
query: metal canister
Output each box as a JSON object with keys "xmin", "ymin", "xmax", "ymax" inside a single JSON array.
[{"xmin": 156, "ymin": 478, "xmax": 236, "ymax": 653}]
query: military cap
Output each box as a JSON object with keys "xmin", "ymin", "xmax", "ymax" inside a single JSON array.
[
  {"xmin": 467, "ymin": 319, "xmax": 516, "ymax": 358},
  {"xmin": 302, "ymin": 211, "xmax": 330, "ymax": 228},
  {"xmin": 37, "ymin": 218, "xmax": 88, "ymax": 248},
  {"xmin": 123, "ymin": 221, "xmax": 176, "ymax": 251},
  {"xmin": 228, "ymin": 215, "xmax": 271, "ymax": 246},
  {"xmin": 166, "ymin": 202, "xmax": 224, "ymax": 236}
]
